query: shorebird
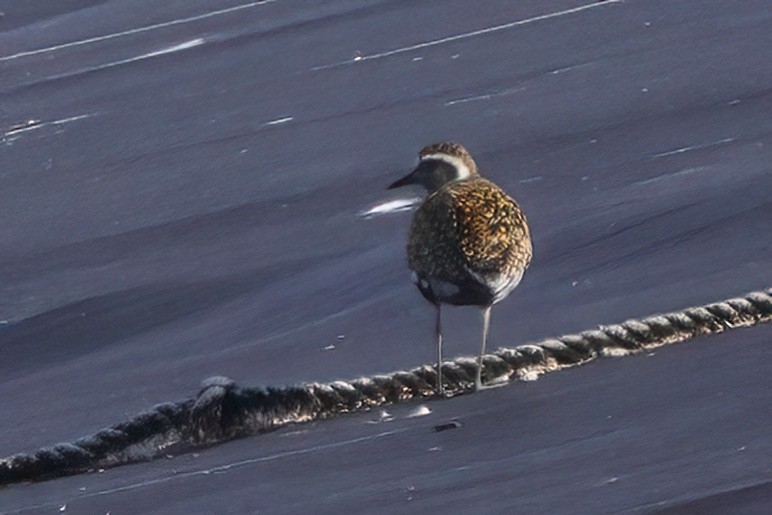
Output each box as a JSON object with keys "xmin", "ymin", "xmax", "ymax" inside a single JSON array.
[{"xmin": 389, "ymin": 142, "xmax": 532, "ymax": 395}]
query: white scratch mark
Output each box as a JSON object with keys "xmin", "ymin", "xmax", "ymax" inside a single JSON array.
[
  {"xmin": 88, "ymin": 38, "xmax": 205, "ymax": 73},
  {"xmin": 139, "ymin": 38, "xmax": 205, "ymax": 58},
  {"xmin": 446, "ymin": 61, "xmax": 591, "ymax": 106},
  {"xmin": 635, "ymin": 166, "xmax": 712, "ymax": 186},
  {"xmin": 33, "ymin": 39, "xmax": 206, "ymax": 82},
  {"xmin": 445, "ymin": 86, "xmax": 526, "ymax": 106},
  {"xmin": 4, "ymin": 113, "xmax": 95, "ymax": 137},
  {"xmin": 0, "ymin": 1, "xmax": 275, "ymax": 62},
  {"xmin": 4, "ymin": 120, "xmax": 41, "ymax": 136},
  {"xmin": 548, "ymin": 62, "xmax": 595, "ymax": 75},
  {"xmin": 518, "ymin": 176, "xmax": 543, "ymax": 184},
  {"xmin": 359, "ymin": 197, "xmax": 421, "ymax": 218},
  {"xmin": 263, "ymin": 116, "xmax": 294, "ymax": 127},
  {"xmin": 312, "ymin": 0, "xmax": 623, "ymax": 71},
  {"xmin": 651, "ymin": 137, "xmax": 735, "ymax": 159},
  {"xmin": 53, "ymin": 113, "xmax": 94, "ymax": 125}
]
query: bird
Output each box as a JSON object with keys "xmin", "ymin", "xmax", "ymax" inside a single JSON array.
[{"xmin": 389, "ymin": 142, "xmax": 532, "ymax": 395}]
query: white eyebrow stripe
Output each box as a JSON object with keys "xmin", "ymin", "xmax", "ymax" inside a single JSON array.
[{"xmin": 421, "ymin": 153, "xmax": 472, "ymax": 180}]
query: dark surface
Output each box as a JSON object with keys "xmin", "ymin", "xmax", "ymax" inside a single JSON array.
[{"xmin": 1, "ymin": 0, "xmax": 770, "ymax": 513}]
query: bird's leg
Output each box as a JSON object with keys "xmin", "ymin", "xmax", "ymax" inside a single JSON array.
[
  {"xmin": 476, "ymin": 305, "xmax": 492, "ymax": 391},
  {"xmin": 435, "ymin": 304, "xmax": 444, "ymax": 396}
]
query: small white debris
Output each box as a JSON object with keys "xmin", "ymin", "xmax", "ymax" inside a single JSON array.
[
  {"xmin": 641, "ymin": 87, "xmax": 648, "ymax": 92},
  {"xmin": 451, "ymin": 54, "xmax": 460, "ymax": 59},
  {"xmin": 60, "ymin": 505, "xmax": 67, "ymax": 512},
  {"xmin": 738, "ymin": 446, "xmax": 747, "ymax": 451},
  {"xmin": 5, "ymin": 119, "xmax": 40, "ymax": 135},
  {"xmin": 428, "ymin": 446, "xmax": 442, "ymax": 452},
  {"xmin": 644, "ymin": 22, "xmax": 651, "ymax": 26},
  {"xmin": 412, "ymin": 56, "xmax": 423, "ymax": 61},
  {"xmin": 353, "ymin": 51, "xmax": 364, "ymax": 61},
  {"xmin": 323, "ymin": 344, "xmax": 335, "ymax": 351},
  {"xmin": 336, "ymin": 335, "xmax": 345, "ymax": 341},
  {"xmin": 728, "ymin": 99, "xmax": 741, "ymax": 105},
  {"xmin": 571, "ymin": 281, "xmax": 578, "ymax": 287},
  {"xmin": 366, "ymin": 410, "xmax": 394, "ymax": 424},
  {"xmin": 597, "ymin": 477, "xmax": 619, "ymax": 486},
  {"xmin": 407, "ymin": 405, "xmax": 431, "ymax": 418},
  {"xmin": 79, "ymin": 487, "xmax": 86, "ymax": 491}
]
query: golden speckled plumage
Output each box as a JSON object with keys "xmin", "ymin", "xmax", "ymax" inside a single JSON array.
[{"xmin": 408, "ymin": 178, "xmax": 532, "ymax": 306}]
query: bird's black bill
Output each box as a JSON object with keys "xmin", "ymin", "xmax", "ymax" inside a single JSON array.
[{"xmin": 388, "ymin": 168, "xmax": 419, "ymax": 189}]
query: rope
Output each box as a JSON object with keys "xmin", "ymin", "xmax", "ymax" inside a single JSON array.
[{"xmin": 2, "ymin": 289, "xmax": 769, "ymax": 486}]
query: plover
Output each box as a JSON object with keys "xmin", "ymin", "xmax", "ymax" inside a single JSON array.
[{"xmin": 389, "ymin": 142, "xmax": 532, "ymax": 395}]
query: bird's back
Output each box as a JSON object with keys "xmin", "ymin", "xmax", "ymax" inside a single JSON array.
[{"xmin": 407, "ymin": 178, "xmax": 532, "ymax": 306}]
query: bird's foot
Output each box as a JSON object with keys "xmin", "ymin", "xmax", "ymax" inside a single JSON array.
[{"xmin": 474, "ymin": 377, "xmax": 508, "ymax": 392}]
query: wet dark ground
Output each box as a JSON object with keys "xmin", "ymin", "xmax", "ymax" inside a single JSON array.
[{"xmin": 1, "ymin": 0, "xmax": 770, "ymax": 512}]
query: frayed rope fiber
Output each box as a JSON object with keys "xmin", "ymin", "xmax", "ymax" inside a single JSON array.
[{"xmin": 2, "ymin": 289, "xmax": 770, "ymax": 486}]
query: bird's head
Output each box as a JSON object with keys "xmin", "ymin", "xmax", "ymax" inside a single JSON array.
[{"xmin": 388, "ymin": 142, "xmax": 479, "ymax": 193}]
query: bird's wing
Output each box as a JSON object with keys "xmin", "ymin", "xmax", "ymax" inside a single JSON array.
[{"xmin": 449, "ymin": 180, "xmax": 532, "ymax": 277}]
